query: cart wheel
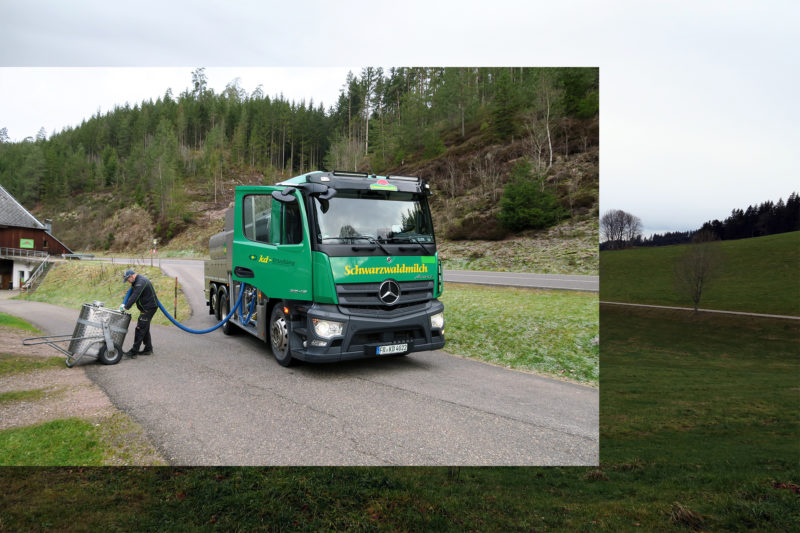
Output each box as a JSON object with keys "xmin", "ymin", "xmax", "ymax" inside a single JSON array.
[{"xmin": 98, "ymin": 343, "xmax": 124, "ymax": 365}]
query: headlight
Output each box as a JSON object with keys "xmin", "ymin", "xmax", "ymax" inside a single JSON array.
[
  {"xmin": 313, "ymin": 318, "xmax": 344, "ymax": 339},
  {"xmin": 430, "ymin": 312, "xmax": 444, "ymax": 330}
]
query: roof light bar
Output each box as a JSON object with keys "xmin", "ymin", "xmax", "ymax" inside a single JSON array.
[{"xmin": 385, "ymin": 175, "xmax": 420, "ymax": 182}]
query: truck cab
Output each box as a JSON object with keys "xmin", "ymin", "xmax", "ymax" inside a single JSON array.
[{"xmin": 204, "ymin": 170, "xmax": 445, "ymax": 366}]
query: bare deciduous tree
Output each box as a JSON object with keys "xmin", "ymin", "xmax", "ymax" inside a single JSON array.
[
  {"xmin": 674, "ymin": 230, "xmax": 723, "ymax": 312},
  {"xmin": 601, "ymin": 209, "xmax": 642, "ymax": 249},
  {"xmin": 470, "ymin": 153, "xmax": 503, "ymax": 202},
  {"xmin": 444, "ymin": 157, "xmax": 459, "ymax": 199},
  {"xmin": 566, "ymin": 170, "xmax": 583, "ymax": 216}
]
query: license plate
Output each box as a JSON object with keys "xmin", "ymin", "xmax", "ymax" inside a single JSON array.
[{"xmin": 377, "ymin": 343, "xmax": 408, "ymax": 355}]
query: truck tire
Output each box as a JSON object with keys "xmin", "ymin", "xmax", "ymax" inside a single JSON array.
[
  {"xmin": 218, "ymin": 288, "xmax": 236, "ymax": 336},
  {"xmin": 269, "ymin": 304, "xmax": 295, "ymax": 367},
  {"xmin": 97, "ymin": 343, "xmax": 123, "ymax": 365},
  {"xmin": 209, "ymin": 285, "xmax": 217, "ymax": 316}
]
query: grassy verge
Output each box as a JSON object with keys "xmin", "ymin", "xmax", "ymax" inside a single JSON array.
[
  {"xmin": 440, "ymin": 283, "xmax": 598, "ymax": 384},
  {"xmin": 18, "ymin": 261, "xmax": 192, "ymax": 327},
  {"xmin": 2, "ymin": 305, "xmax": 796, "ymax": 530},
  {"xmin": 0, "ymin": 388, "xmax": 50, "ymax": 404},
  {"xmin": 0, "ymin": 354, "xmax": 64, "ymax": 373},
  {"xmin": 0, "ymin": 312, "xmax": 42, "ymax": 333},
  {"xmin": 600, "ymin": 231, "xmax": 800, "ymax": 315},
  {"xmin": 0, "ymin": 418, "xmax": 106, "ymax": 466}
]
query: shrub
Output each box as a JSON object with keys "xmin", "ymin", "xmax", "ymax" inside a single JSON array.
[
  {"xmin": 445, "ymin": 215, "xmax": 508, "ymax": 241},
  {"xmin": 498, "ymin": 159, "xmax": 566, "ymax": 231}
]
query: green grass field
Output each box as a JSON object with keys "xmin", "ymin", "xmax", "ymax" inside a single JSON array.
[
  {"xmin": 600, "ymin": 231, "xmax": 800, "ymax": 316},
  {"xmin": 2, "ymin": 306, "xmax": 796, "ymax": 530},
  {"xmin": 18, "ymin": 261, "xmax": 192, "ymax": 326},
  {"xmin": 440, "ymin": 283, "xmax": 598, "ymax": 384}
]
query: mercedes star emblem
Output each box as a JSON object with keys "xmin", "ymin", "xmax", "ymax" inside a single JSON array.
[{"xmin": 378, "ymin": 279, "xmax": 401, "ymax": 305}]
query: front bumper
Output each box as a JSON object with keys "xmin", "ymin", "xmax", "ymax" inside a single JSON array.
[{"xmin": 290, "ymin": 300, "xmax": 445, "ymax": 362}]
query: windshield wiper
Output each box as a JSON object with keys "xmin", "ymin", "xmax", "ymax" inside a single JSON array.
[
  {"xmin": 390, "ymin": 234, "xmax": 434, "ymax": 255},
  {"xmin": 320, "ymin": 235, "xmax": 391, "ymax": 255},
  {"xmin": 408, "ymin": 236, "xmax": 433, "ymax": 255},
  {"xmin": 354, "ymin": 235, "xmax": 391, "ymax": 255}
]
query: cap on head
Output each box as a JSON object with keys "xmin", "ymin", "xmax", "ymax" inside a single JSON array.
[{"xmin": 123, "ymin": 269, "xmax": 135, "ymax": 281}]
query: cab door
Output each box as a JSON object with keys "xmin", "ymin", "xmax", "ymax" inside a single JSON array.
[{"xmin": 232, "ymin": 187, "xmax": 312, "ymax": 301}]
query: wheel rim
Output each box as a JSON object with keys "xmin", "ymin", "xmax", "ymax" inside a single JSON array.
[{"xmin": 271, "ymin": 313, "xmax": 288, "ymax": 355}]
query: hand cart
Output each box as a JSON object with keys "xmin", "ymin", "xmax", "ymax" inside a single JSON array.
[{"xmin": 23, "ymin": 301, "xmax": 131, "ymax": 367}]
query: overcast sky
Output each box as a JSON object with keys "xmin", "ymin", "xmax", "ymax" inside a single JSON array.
[{"xmin": 1, "ymin": 0, "xmax": 797, "ymax": 235}]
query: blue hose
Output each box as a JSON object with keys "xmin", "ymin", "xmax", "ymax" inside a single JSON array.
[{"xmin": 123, "ymin": 284, "xmax": 252, "ymax": 334}]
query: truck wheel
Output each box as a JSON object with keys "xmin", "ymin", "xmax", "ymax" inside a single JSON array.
[
  {"xmin": 219, "ymin": 288, "xmax": 236, "ymax": 336},
  {"xmin": 209, "ymin": 286, "xmax": 217, "ymax": 316},
  {"xmin": 97, "ymin": 343, "xmax": 123, "ymax": 365},
  {"xmin": 269, "ymin": 304, "xmax": 295, "ymax": 367}
]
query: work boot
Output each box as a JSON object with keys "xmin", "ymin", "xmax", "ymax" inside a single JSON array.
[
  {"xmin": 124, "ymin": 349, "xmax": 139, "ymax": 359},
  {"xmin": 139, "ymin": 348, "xmax": 153, "ymax": 356}
]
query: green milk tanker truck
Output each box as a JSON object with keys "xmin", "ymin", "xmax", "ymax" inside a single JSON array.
[{"xmin": 204, "ymin": 170, "xmax": 445, "ymax": 366}]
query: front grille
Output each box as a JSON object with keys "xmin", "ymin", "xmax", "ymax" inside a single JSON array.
[{"xmin": 337, "ymin": 280, "xmax": 433, "ymax": 316}]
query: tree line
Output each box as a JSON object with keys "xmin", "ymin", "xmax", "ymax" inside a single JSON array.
[
  {"xmin": 0, "ymin": 67, "xmax": 598, "ymax": 240},
  {"xmin": 601, "ymin": 193, "xmax": 800, "ymax": 250}
]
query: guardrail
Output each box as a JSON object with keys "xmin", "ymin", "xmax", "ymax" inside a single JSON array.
[{"xmin": 0, "ymin": 247, "xmax": 49, "ymax": 260}]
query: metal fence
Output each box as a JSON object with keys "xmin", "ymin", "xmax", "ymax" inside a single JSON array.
[{"xmin": 0, "ymin": 247, "xmax": 49, "ymax": 260}]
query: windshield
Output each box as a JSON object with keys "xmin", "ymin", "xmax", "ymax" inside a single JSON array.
[{"xmin": 313, "ymin": 190, "xmax": 434, "ymax": 244}]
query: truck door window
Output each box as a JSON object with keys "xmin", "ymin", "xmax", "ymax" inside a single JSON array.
[
  {"xmin": 243, "ymin": 195, "xmax": 272, "ymax": 243},
  {"xmin": 281, "ymin": 201, "xmax": 303, "ymax": 245}
]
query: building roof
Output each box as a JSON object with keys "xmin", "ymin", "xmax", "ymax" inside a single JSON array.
[{"xmin": 0, "ymin": 183, "xmax": 46, "ymax": 229}]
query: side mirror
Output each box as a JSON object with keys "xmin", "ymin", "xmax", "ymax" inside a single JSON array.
[
  {"xmin": 302, "ymin": 183, "xmax": 337, "ymax": 200},
  {"xmin": 271, "ymin": 187, "xmax": 297, "ymax": 203},
  {"xmin": 318, "ymin": 187, "xmax": 337, "ymax": 200}
]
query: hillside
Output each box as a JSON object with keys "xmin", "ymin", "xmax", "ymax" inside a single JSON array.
[
  {"xmin": 40, "ymin": 129, "xmax": 599, "ymax": 274},
  {"xmin": 600, "ymin": 231, "xmax": 800, "ymax": 316}
]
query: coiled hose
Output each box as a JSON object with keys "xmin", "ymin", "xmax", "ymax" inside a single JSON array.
[{"xmin": 123, "ymin": 283, "xmax": 256, "ymax": 334}]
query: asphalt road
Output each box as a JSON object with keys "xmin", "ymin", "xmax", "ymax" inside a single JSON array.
[{"xmin": 3, "ymin": 260, "xmax": 598, "ymax": 466}]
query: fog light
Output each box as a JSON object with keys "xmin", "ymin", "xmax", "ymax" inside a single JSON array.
[
  {"xmin": 311, "ymin": 340, "xmax": 327, "ymax": 347},
  {"xmin": 430, "ymin": 312, "xmax": 444, "ymax": 329},
  {"xmin": 313, "ymin": 318, "xmax": 343, "ymax": 339}
]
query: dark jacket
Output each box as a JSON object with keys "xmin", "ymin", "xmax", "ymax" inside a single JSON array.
[{"xmin": 125, "ymin": 274, "xmax": 158, "ymax": 312}]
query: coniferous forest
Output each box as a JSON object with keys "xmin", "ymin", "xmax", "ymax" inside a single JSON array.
[
  {"xmin": 0, "ymin": 67, "xmax": 599, "ymax": 251},
  {"xmin": 616, "ymin": 194, "xmax": 800, "ymax": 250}
]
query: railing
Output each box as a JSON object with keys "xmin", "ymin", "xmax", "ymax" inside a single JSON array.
[
  {"xmin": 21, "ymin": 255, "xmax": 51, "ymax": 292},
  {"xmin": 0, "ymin": 247, "xmax": 49, "ymax": 260}
]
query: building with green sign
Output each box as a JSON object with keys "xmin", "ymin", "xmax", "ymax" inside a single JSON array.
[{"xmin": 0, "ymin": 184, "xmax": 72, "ymax": 290}]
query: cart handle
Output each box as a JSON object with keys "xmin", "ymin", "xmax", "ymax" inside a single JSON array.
[{"xmin": 22, "ymin": 334, "xmax": 104, "ymax": 346}]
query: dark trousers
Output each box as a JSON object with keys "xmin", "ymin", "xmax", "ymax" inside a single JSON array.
[{"xmin": 132, "ymin": 308, "xmax": 157, "ymax": 351}]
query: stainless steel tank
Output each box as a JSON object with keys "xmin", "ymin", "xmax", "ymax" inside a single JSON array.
[{"xmin": 68, "ymin": 301, "xmax": 131, "ymax": 357}]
